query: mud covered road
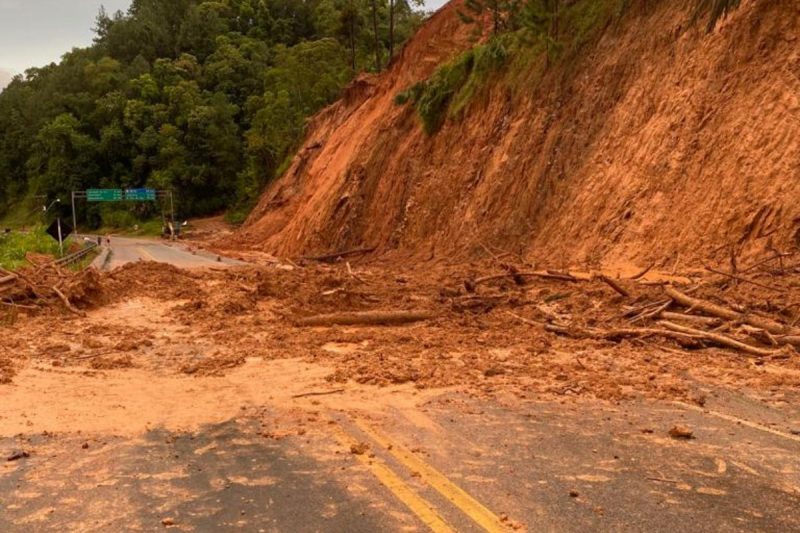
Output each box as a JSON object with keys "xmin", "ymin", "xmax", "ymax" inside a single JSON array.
[{"xmin": 1, "ymin": 363, "xmax": 799, "ymax": 531}]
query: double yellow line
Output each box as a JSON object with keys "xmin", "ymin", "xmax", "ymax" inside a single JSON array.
[{"xmin": 331, "ymin": 418, "xmax": 510, "ymax": 532}]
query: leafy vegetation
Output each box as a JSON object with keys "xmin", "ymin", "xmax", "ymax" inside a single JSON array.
[
  {"xmin": 0, "ymin": 228, "xmax": 61, "ymax": 270},
  {"xmin": 0, "ymin": 0, "xmax": 425, "ymax": 228},
  {"xmin": 396, "ymin": 39, "xmax": 508, "ymax": 134}
]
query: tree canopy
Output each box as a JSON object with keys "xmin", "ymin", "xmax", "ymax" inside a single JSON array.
[{"xmin": 0, "ymin": 0, "xmax": 425, "ymax": 226}]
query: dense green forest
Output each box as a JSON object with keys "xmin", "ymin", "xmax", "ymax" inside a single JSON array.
[{"xmin": 0, "ymin": 0, "xmax": 424, "ymax": 227}]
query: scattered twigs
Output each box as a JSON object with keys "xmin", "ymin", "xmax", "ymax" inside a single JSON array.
[
  {"xmin": 346, "ymin": 262, "xmax": 366, "ymax": 283},
  {"xmin": 741, "ymin": 252, "xmax": 795, "ymax": 273},
  {"xmin": 664, "ymin": 286, "xmax": 798, "ymax": 336},
  {"xmin": 303, "ymin": 247, "xmax": 376, "ymax": 263},
  {"xmin": 658, "ymin": 320, "xmax": 778, "ymax": 356},
  {"xmin": 295, "ymin": 310, "xmax": 435, "ymax": 327},
  {"xmin": 704, "ymin": 265, "xmax": 784, "ymax": 292},
  {"xmin": 505, "ymin": 311, "xmax": 542, "ymax": 327},
  {"xmin": 631, "ymin": 301, "xmax": 672, "ymax": 324}
]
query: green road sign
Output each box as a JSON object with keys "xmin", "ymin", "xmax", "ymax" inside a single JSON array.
[
  {"xmin": 87, "ymin": 189, "xmax": 123, "ymax": 202},
  {"xmin": 125, "ymin": 188, "xmax": 157, "ymax": 201}
]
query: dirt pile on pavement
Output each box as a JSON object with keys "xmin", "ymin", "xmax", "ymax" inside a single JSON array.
[
  {"xmin": 4, "ymin": 258, "xmax": 798, "ymax": 404},
  {"xmin": 229, "ymin": 0, "xmax": 800, "ymax": 270}
]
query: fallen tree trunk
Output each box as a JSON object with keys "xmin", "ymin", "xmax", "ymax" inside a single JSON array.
[
  {"xmin": 295, "ymin": 310, "xmax": 435, "ymax": 327},
  {"xmin": 664, "ymin": 286, "xmax": 797, "ymax": 336},
  {"xmin": 658, "ymin": 320, "xmax": 779, "ymax": 357}
]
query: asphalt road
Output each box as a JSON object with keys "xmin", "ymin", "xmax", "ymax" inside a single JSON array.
[
  {"xmin": 1, "ymin": 388, "xmax": 798, "ymax": 531},
  {"xmin": 98, "ymin": 236, "xmax": 244, "ymax": 270}
]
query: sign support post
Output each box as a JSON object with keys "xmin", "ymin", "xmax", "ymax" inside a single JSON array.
[{"xmin": 57, "ymin": 218, "xmax": 64, "ymax": 257}]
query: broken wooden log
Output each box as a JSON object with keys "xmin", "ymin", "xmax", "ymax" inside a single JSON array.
[
  {"xmin": 664, "ymin": 286, "xmax": 798, "ymax": 336},
  {"xmin": 658, "ymin": 320, "xmax": 779, "ymax": 357},
  {"xmin": 295, "ymin": 310, "xmax": 435, "ymax": 327}
]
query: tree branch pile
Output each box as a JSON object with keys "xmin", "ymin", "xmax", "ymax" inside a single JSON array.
[
  {"xmin": 447, "ymin": 261, "xmax": 799, "ymax": 359},
  {"xmin": 0, "ymin": 264, "xmax": 102, "ymax": 317}
]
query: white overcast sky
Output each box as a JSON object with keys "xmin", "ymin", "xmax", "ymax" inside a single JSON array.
[{"xmin": 0, "ymin": 0, "xmax": 448, "ymax": 88}]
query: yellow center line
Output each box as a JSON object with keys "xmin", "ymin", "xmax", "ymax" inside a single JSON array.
[
  {"xmin": 354, "ymin": 419, "xmax": 511, "ymax": 533},
  {"xmin": 675, "ymin": 401, "xmax": 800, "ymax": 443},
  {"xmin": 328, "ymin": 423, "xmax": 454, "ymax": 533},
  {"xmin": 136, "ymin": 246, "xmax": 157, "ymax": 261}
]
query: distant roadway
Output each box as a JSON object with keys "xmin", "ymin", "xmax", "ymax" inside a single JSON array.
[{"xmin": 92, "ymin": 236, "xmax": 244, "ymax": 270}]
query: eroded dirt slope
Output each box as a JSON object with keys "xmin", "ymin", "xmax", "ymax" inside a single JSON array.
[{"xmin": 230, "ymin": 0, "xmax": 799, "ymax": 269}]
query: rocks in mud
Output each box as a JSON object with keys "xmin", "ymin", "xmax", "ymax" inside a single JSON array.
[
  {"xmin": 6, "ymin": 450, "xmax": 30, "ymax": 461},
  {"xmin": 668, "ymin": 425, "xmax": 694, "ymax": 440}
]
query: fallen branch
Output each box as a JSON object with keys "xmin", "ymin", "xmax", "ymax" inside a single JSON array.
[
  {"xmin": 664, "ymin": 286, "xmax": 797, "ymax": 336},
  {"xmin": 598, "ymin": 274, "xmax": 631, "ymax": 298},
  {"xmin": 659, "ymin": 312, "xmax": 724, "ymax": 327},
  {"xmin": 630, "ymin": 301, "xmax": 672, "ymax": 324},
  {"xmin": 704, "ymin": 266, "xmax": 784, "ymax": 292},
  {"xmin": 544, "ymin": 323, "xmax": 699, "ymax": 345},
  {"xmin": 295, "ymin": 310, "xmax": 435, "ymax": 327},
  {"xmin": 0, "ymin": 300, "xmax": 39, "ymax": 310},
  {"xmin": 51, "ymin": 286, "xmax": 86, "ymax": 317},
  {"xmin": 291, "ymin": 388, "xmax": 346, "ymax": 399},
  {"xmin": 658, "ymin": 320, "xmax": 778, "ymax": 356},
  {"xmin": 741, "ymin": 252, "xmax": 795, "ymax": 273},
  {"xmin": 630, "ymin": 263, "xmax": 655, "ymax": 280},
  {"xmin": 303, "ymin": 247, "xmax": 376, "ymax": 263}
]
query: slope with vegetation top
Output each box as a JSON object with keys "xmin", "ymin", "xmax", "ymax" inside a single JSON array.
[
  {"xmin": 0, "ymin": 0, "xmax": 424, "ymax": 228},
  {"xmin": 232, "ymin": 0, "xmax": 799, "ymax": 269}
]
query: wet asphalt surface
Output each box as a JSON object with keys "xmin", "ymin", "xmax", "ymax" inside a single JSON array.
[{"xmin": 1, "ymin": 390, "xmax": 799, "ymax": 532}]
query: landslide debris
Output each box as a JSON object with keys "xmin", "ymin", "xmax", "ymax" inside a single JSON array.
[{"xmin": 2, "ymin": 256, "xmax": 799, "ymax": 406}]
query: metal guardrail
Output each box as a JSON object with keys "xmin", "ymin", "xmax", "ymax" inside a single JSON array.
[{"xmin": 54, "ymin": 242, "xmax": 98, "ymax": 267}]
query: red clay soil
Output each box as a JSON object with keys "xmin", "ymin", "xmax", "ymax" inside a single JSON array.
[{"xmin": 227, "ymin": 0, "xmax": 800, "ymax": 270}]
